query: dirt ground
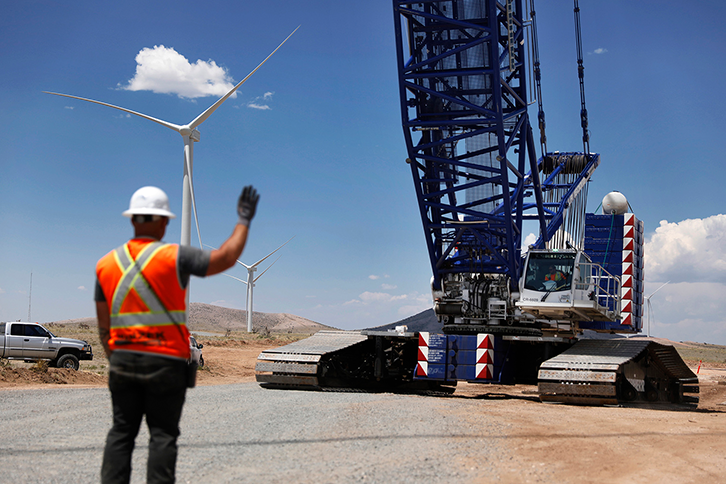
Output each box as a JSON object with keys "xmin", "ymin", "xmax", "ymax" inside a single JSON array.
[{"xmin": 2, "ymin": 340, "xmax": 726, "ymax": 483}]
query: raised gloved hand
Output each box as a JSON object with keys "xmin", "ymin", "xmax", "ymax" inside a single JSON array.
[{"xmin": 237, "ymin": 185, "xmax": 259, "ymax": 227}]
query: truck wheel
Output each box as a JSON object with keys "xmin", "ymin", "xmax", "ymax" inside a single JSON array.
[{"xmin": 57, "ymin": 354, "xmax": 80, "ymax": 371}]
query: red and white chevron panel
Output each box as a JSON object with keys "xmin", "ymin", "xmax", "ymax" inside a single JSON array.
[
  {"xmin": 475, "ymin": 363, "xmax": 493, "ymax": 379},
  {"xmin": 475, "ymin": 334, "xmax": 494, "ymax": 379},
  {"xmin": 418, "ymin": 331, "xmax": 446, "ymax": 348},
  {"xmin": 417, "ymin": 345, "xmax": 428, "ymax": 362},
  {"xmin": 477, "ymin": 333, "xmax": 494, "ymax": 349},
  {"xmin": 620, "ymin": 214, "xmax": 636, "ymax": 326},
  {"xmin": 476, "ymin": 348, "xmax": 494, "ymax": 364},
  {"xmin": 415, "ymin": 360, "xmax": 428, "ymax": 376}
]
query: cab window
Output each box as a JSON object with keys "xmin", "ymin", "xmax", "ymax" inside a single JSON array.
[
  {"xmin": 24, "ymin": 325, "xmax": 49, "ymax": 337},
  {"xmin": 524, "ymin": 253, "xmax": 575, "ymax": 292}
]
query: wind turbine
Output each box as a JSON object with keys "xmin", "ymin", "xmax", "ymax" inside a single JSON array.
[
  {"xmin": 644, "ymin": 281, "xmax": 670, "ymax": 338},
  {"xmin": 208, "ymin": 237, "xmax": 293, "ymax": 332},
  {"xmin": 44, "ymin": 26, "xmax": 299, "ymax": 251}
]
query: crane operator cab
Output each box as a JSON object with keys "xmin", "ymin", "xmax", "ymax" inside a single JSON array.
[{"xmin": 516, "ymin": 249, "xmax": 621, "ymax": 323}]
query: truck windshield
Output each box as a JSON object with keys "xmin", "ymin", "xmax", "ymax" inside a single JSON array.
[{"xmin": 523, "ymin": 253, "xmax": 575, "ymax": 292}]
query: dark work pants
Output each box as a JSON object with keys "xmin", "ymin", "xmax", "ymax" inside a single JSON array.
[{"xmin": 101, "ymin": 351, "xmax": 188, "ymax": 484}]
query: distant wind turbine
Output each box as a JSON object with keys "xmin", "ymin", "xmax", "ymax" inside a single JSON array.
[
  {"xmin": 207, "ymin": 237, "xmax": 293, "ymax": 332},
  {"xmin": 645, "ymin": 281, "xmax": 670, "ymax": 338},
  {"xmin": 44, "ymin": 26, "xmax": 299, "ymax": 252}
]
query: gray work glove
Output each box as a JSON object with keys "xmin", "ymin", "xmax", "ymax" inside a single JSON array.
[{"xmin": 237, "ymin": 185, "xmax": 259, "ymax": 227}]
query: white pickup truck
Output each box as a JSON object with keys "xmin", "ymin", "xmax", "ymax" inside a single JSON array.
[{"xmin": 0, "ymin": 321, "xmax": 93, "ymax": 370}]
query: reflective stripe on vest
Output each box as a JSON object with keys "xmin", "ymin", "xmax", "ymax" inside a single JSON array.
[{"xmin": 110, "ymin": 242, "xmax": 185, "ymax": 328}]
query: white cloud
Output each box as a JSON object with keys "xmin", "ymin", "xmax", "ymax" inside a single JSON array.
[
  {"xmin": 397, "ymin": 293, "xmax": 433, "ymax": 316},
  {"xmin": 77, "ymin": 286, "xmax": 87, "ymax": 291},
  {"xmin": 593, "ymin": 48, "xmax": 608, "ymax": 54},
  {"xmin": 247, "ymin": 102, "xmax": 271, "ymax": 110},
  {"xmin": 381, "ymin": 283, "xmax": 397, "ymax": 290},
  {"xmin": 120, "ymin": 45, "xmax": 236, "ymax": 99},
  {"xmin": 247, "ymin": 92, "xmax": 275, "ymax": 110},
  {"xmin": 343, "ymin": 290, "xmax": 420, "ymax": 306},
  {"xmin": 641, "ymin": 216, "xmax": 726, "ymax": 344},
  {"xmin": 64, "ymin": 106, "xmax": 74, "ymax": 110},
  {"xmin": 368, "ymin": 274, "xmax": 391, "ymax": 280},
  {"xmin": 359, "ymin": 291, "xmax": 408, "ymax": 303},
  {"xmin": 522, "ymin": 232, "xmax": 537, "ymax": 251},
  {"xmin": 644, "ymin": 214, "xmax": 726, "ymax": 283},
  {"xmin": 645, "ymin": 282, "xmax": 726, "ymax": 344}
]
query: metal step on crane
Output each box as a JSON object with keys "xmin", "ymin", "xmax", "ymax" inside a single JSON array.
[{"xmin": 255, "ymin": 0, "xmax": 698, "ymax": 406}]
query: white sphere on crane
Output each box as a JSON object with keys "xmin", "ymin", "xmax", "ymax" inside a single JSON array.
[{"xmin": 601, "ymin": 191, "xmax": 629, "ymax": 215}]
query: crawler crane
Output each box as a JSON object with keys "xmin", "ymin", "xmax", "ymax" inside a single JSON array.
[{"xmin": 256, "ymin": 0, "xmax": 698, "ymax": 405}]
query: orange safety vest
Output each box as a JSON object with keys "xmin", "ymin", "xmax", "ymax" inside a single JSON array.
[
  {"xmin": 545, "ymin": 271, "xmax": 564, "ymax": 282},
  {"xmin": 96, "ymin": 238, "xmax": 190, "ymax": 359}
]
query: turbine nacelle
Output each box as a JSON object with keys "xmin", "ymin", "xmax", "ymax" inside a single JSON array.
[{"xmin": 180, "ymin": 126, "xmax": 201, "ymax": 142}]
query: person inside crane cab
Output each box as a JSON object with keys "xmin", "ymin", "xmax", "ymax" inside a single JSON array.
[
  {"xmin": 541, "ymin": 263, "xmax": 571, "ymax": 291},
  {"xmin": 545, "ymin": 265, "xmax": 565, "ymax": 283}
]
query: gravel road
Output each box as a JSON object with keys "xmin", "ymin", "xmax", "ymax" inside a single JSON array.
[{"xmin": 0, "ymin": 383, "xmax": 515, "ymax": 483}]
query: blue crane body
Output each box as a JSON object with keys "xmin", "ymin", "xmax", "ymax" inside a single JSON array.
[{"xmin": 256, "ymin": 0, "xmax": 698, "ymax": 406}]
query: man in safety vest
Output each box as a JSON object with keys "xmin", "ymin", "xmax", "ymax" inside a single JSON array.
[
  {"xmin": 545, "ymin": 265, "xmax": 565, "ymax": 284},
  {"xmin": 95, "ymin": 185, "xmax": 259, "ymax": 484}
]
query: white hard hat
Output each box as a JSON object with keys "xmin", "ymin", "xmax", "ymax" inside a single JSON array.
[{"xmin": 122, "ymin": 186, "xmax": 176, "ymax": 219}]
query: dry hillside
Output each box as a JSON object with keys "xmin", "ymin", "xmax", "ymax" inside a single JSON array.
[{"xmin": 49, "ymin": 302, "xmax": 336, "ymax": 335}]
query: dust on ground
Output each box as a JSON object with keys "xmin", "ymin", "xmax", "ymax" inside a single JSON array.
[{"xmin": 2, "ymin": 339, "xmax": 726, "ymax": 483}]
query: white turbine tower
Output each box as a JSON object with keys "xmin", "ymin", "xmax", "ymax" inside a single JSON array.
[
  {"xmin": 44, "ymin": 26, "xmax": 299, "ymax": 252},
  {"xmin": 644, "ymin": 281, "xmax": 670, "ymax": 338},
  {"xmin": 211, "ymin": 237, "xmax": 293, "ymax": 332}
]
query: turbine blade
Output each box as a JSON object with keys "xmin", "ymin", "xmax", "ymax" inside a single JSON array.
[
  {"xmin": 188, "ymin": 26, "xmax": 300, "ymax": 129},
  {"xmin": 223, "ymin": 273, "xmax": 248, "ymax": 285},
  {"xmin": 44, "ymin": 91, "xmax": 183, "ymax": 132},
  {"xmin": 250, "ymin": 235, "xmax": 295, "ymax": 268},
  {"xmin": 254, "ymin": 255, "xmax": 282, "ymax": 283},
  {"xmin": 646, "ymin": 281, "xmax": 670, "ymax": 298}
]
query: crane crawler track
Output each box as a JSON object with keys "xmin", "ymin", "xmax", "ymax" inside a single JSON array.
[
  {"xmin": 256, "ymin": 330, "xmax": 456, "ymax": 394},
  {"xmin": 256, "ymin": 331, "xmax": 368, "ymax": 389},
  {"xmin": 538, "ymin": 339, "xmax": 699, "ymax": 406}
]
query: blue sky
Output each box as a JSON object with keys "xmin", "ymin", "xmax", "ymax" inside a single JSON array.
[{"xmin": 2, "ymin": 1, "xmax": 725, "ymax": 344}]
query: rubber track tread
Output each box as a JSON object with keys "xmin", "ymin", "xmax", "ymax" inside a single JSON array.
[{"xmin": 538, "ymin": 339, "xmax": 698, "ymax": 405}]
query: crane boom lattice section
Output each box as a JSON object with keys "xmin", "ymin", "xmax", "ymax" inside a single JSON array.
[{"xmin": 393, "ymin": 0, "xmax": 542, "ymax": 289}]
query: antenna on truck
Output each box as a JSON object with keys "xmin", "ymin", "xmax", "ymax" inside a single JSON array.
[{"xmin": 27, "ymin": 271, "xmax": 32, "ymax": 322}]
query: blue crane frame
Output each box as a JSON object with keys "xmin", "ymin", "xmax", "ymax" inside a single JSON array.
[{"xmin": 392, "ymin": 0, "xmax": 597, "ymax": 291}]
